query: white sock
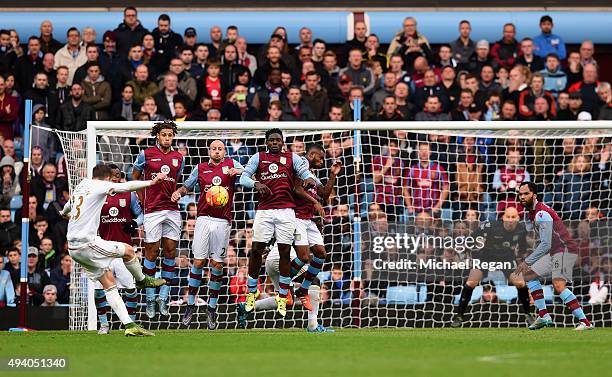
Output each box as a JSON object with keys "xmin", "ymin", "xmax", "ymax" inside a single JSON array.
[
  {"xmin": 105, "ymin": 287, "xmax": 133, "ymax": 325},
  {"xmin": 308, "ymin": 285, "xmax": 320, "ymax": 330},
  {"xmin": 255, "ymin": 296, "xmax": 277, "ymax": 311},
  {"xmin": 124, "ymin": 257, "xmax": 145, "ymax": 282}
]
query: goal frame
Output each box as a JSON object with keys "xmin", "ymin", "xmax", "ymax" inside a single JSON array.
[{"xmin": 79, "ymin": 120, "xmax": 612, "ymax": 331}]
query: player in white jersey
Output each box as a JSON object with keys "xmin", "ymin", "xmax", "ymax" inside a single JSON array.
[{"xmin": 62, "ymin": 164, "xmax": 167, "ymax": 337}]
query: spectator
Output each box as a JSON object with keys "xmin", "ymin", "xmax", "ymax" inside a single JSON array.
[
  {"xmin": 38, "ymin": 20, "xmax": 62, "ymax": 55},
  {"xmin": 48, "ymin": 252, "xmax": 71, "ymax": 304},
  {"xmin": 568, "ymin": 63, "xmax": 601, "ymax": 115},
  {"xmin": 414, "ymin": 69, "xmax": 448, "ymax": 111},
  {"xmin": 549, "ymin": 154, "xmax": 592, "ymax": 220},
  {"xmin": 502, "ymin": 65, "xmax": 529, "ymax": 105},
  {"xmin": 372, "ymin": 139, "xmax": 405, "ymax": 220},
  {"xmin": 152, "ymin": 14, "xmax": 183, "ymax": 62},
  {"xmin": 0, "ymin": 209, "xmax": 19, "ymax": 256},
  {"xmin": 0, "ymin": 156, "xmax": 20, "ymax": 207},
  {"xmin": 113, "ymin": 7, "xmax": 149, "ymax": 56},
  {"xmin": 491, "ymin": 23, "xmax": 521, "ymax": 70},
  {"xmin": 31, "ymin": 109, "xmax": 55, "ymax": 164},
  {"xmin": 30, "ymin": 162, "xmax": 68, "ymax": 221},
  {"xmin": 13, "ymin": 247, "xmax": 50, "ymax": 306},
  {"xmin": 556, "ymin": 92, "xmax": 583, "ymax": 120},
  {"xmin": 449, "ymin": 20, "xmax": 475, "ymax": 66},
  {"xmin": 15, "ymin": 36, "xmax": 43, "ymax": 91},
  {"xmin": 24, "ymin": 72, "xmax": 59, "ymax": 127},
  {"xmin": 235, "ymin": 37, "xmax": 257, "ymax": 76},
  {"xmin": 38, "ymin": 237, "xmax": 59, "ymax": 272},
  {"xmin": 375, "ymin": 96, "xmax": 404, "ymax": 121},
  {"xmin": 344, "ymin": 21, "xmax": 368, "ymax": 63},
  {"xmin": 300, "ymin": 71, "xmax": 329, "ymax": 121},
  {"xmin": 99, "ymin": 31, "xmax": 120, "ymax": 79},
  {"xmin": 566, "ymin": 51, "xmax": 583, "ymax": 87},
  {"xmin": 0, "ymin": 256, "xmax": 15, "ymax": 307},
  {"xmin": 339, "ymin": 48, "xmax": 376, "ymax": 97},
  {"xmin": 533, "ymin": 15, "xmax": 566, "ymax": 60},
  {"xmin": 492, "ymin": 148, "xmax": 530, "ymax": 214},
  {"xmin": 29, "ymin": 146, "xmax": 47, "ymax": 179},
  {"xmin": 40, "ymin": 284, "xmax": 58, "ymax": 307},
  {"xmin": 191, "ymin": 43, "xmax": 209, "ymax": 79},
  {"xmin": 201, "ymin": 59, "xmax": 224, "ymax": 109},
  {"xmin": 30, "ymin": 215, "xmax": 53, "ymax": 249},
  {"xmin": 579, "ymin": 40, "xmax": 597, "ymax": 67},
  {"xmin": 404, "ymin": 142, "xmax": 449, "ymax": 215},
  {"xmin": 479, "ymin": 65, "xmax": 501, "ymax": 96},
  {"xmin": 281, "ymin": 86, "xmax": 315, "ymax": 121},
  {"xmin": 598, "ymin": 83, "xmax": 612, "ymax": 120},
  {"xmin": 161, "ymin": 58, "xmax": 197, "ymax": 102},
  {"xmin": 110, "ymin": 84, "xmax": 139, "ymax": 121},
  {"xmin": 208, "ymin": 26, "xmax": 223, "ymax": 59},
  {"xmin": 183, "ymin": 27, "xmax": 197, "ymax": 49},
  {"xmin": 0, "ymin": 76, "xmax": 19, "ymax": 140},
  {"xmin": 342, "ymin": 86, "xmax": 374, "ymax": 121},
  {"xmin": 153, "ymin": 73, "xmax": 192, "ymax": 120},
  {"xmin": 499, "ymin": 100, "xmax": 518, "ymax": 121},
  {"xmin": 415, "ymin": 95, "xmax": 451, "ymax": 122},
  {"xmin": 0, "ymin": 29, "xmax": 17, "ymax": 75},
  {"xmin": 220, "ymin": 44, "xmax": 242, "ymax": 93},
  {"xmin": 229, "ymin": 260, "xmax": 250, "ymax": 304},
  {"xmin": 3, "ymin": 246, "xmax": 20, "ymax": 276},
  {"xmin": 53, "ymin": 66, "xmax": 70, "ymax": 107},
  {"xmin": 463, "ymin": 40, "xmax": 497, "ymax": 75},
  {"xmin": 126, "ymin": 64, "xmax": 158, "ymax": 106},
  {"xmin": 516, "ymin": 38, "xmax": 544, "ymax": 72},
  {"xmin": 387, "ymin": 17, "xmax": 432, "ymax": 71},
  {"xmin": 222, "ymin": 85, "xmax": 258, "ymax": 121},
  {"xmin": 117, "ymin": 44, "xmax": 144, "ymax": 87},
  {"xmin": 56, "ymin": 83, "xmax": 93, "ymax": 131},
  {"xmin": 453, "ymin": 136, "xmax": 486, "ymax": 218},
  {"xmin": 140, "ymin": 96, "xmax": 165, "ymax": 121},
  {"xmin": 451, "ymin": 89, "xmax": 474, "ymax": 121},
  {"xmin": 518, "ymin": 73, "xmax": 556, "ymax": 119},
  {"xmin": 140, "ymin": 33, "xmax": 166, "ymax": 80},
  {"xmin": 53, "ymin": 27, "xmax": 87, "ymax": 85},
  {"xmin": 81, "ymin": 63, "xmax": 112, "ymax": 120},
  {"xmin": 539, "ymin": 53, "xmax": 566, "ymax": 98},
  {"xmin": 327, "ymin": 264, "xmax": 351, "ymax": 304},
  {"xmin": 72, "ymin": 44, "xmax": 102, "ymax": 86}
]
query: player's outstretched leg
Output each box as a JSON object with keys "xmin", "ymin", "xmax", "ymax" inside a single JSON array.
[
  {"xmin": 296, "ymin": 247, "xmax": 326, "ymax": 311},
  {"xmin": 121, "ymin": 245, "xmax": 166, "ymax": 290},
  {"xmin": 183, "ymin": 263, "xmax": 203, "ymax": 326},
  {"xmin": 527, "ymin": 280, "xmax": 553, "ymax": 330},
  {"xmin": 95, "ymin": 289, "xmax": 110, "ymax": 335},
  {"xmin": 206, "ymin": 265, "xmax": 223, "ymax": 330}
]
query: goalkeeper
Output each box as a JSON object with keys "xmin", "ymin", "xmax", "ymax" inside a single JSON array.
[{"xmin": 451, "ymin": 207, "xmax": 534, "ymax": 328}]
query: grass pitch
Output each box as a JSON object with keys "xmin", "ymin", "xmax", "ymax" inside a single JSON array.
[{"xmin": 1, "ymin": 328, "xmax": 611, "ymax": 377}]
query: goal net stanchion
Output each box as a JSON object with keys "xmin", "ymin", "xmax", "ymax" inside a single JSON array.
[{"xmin": 45, "ymin": 120, "xmax": 612, "ymax": 331}]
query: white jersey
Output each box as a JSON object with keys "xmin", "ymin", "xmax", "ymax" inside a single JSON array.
[{"xmin": 66, "ymin": 178, "xmax": 151, "ymax": 245}]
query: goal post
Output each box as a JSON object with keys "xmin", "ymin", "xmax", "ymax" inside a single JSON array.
[{"xmin": 46, "ymin": 120, "xmax": 612, "ymax": 330}]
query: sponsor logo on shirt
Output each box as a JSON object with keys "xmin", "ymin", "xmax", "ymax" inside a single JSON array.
[
  {"xmin": 212, "ymin": 176, "xmax": 222, "ymax": 186},
  {"xmin": 269, "ymin": 163, "xmax": 279, "ymax": 173},
  {"xmin": 160, "ymin": 165, "xmax": 171, "ymax": 174},
  {"xmin": 109, "ymin": 207, "xmax": 119, "ymax": 217}
]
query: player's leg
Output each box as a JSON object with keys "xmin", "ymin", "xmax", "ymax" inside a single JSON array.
[
  {"xmin": 183, "ymin": 216, "xmax": 208, "ymax": 326},
  {"xmin": 552, "ymin": 252, "xmax": 592, "ymax": 330},
  {"xmin": 112, "ymin": 259, "xmax": 139, "ymax": 322},
  {"xmin": 291, "ymin": 219, "xmax": 311, "ymax": 277},
  {"xmin": 274, "ymin": 209, "xmax": 298, "ymax": 317},
  {"xmin": 246, "ymin": 210, "xmax": 275, "ymax": 313},
  {"xmin": 451, "ymin": 268, "xmax": 483, "ymax": 327},
  {"xmin": 157, "ymin": 211, "xmax": 181, "ymax": 316},
  {"xmin": 524, "ymin": 256, "xmax": 554, "ymax": 330},
  {"xmin": 204, "ymin": 219, "xmax": 231, "ymax": 330},
  {"xmin": 94, "ymin": 285, "xmax": 110, "ymax": 335},
  {"xmin": 98, "ymin": 272, "xmax": 154, "ymax": 337},
  {"xmin": 120, "ymin": 244, "xmax": 165, "ymax": 289},
  {"xmin": 296, "ymin": 244, "xmax": 326, "ymax": 312},
  {"xmin": 508, "ymin": 272, "xmax": 534, "ymax": 325},
  {"xmin": 142, "ymin": 212, "xmax": 165, "ymax": 317}
]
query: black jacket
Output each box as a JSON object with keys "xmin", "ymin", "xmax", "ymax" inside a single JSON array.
[
  {"xmin": 15, "ymin": 54, "xmax": 43, "ymax": 91},
  {"xmin": 56, "ymin": 100, "xmax": 94, "ymax": 132},
  {"xmin": 113, "ymin": 21, "xmax": 150, "ymax": 56},
  {"xmin": 153, "ymin": 89, "xmax": 193, "ymax": 120},
  {"xmin": 24, "ymin": 86, "xmax": 60, "ymax": 126},
  {"xmin": 151, "ymin": 28, "xmax": 183, "ymax": 61},
  {"xmin": 0, "ymin": 221, "xmax": 20, "ymax": 255}
]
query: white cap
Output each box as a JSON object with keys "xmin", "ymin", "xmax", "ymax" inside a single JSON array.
[{"xmin": 577, "ymin": 111, "xmax": 592, "ymax": 121}]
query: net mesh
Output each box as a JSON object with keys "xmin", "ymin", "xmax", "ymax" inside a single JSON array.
[{"xmin": 43, "ymin": 123, "xmax": 612, "ymax": 330}]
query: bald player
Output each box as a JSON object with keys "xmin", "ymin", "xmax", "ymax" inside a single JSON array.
[
  {"xmin": 451, "ymin": 207, "xmax": 534, "ymax": 328},
  {"xmin": 172, "ymin": 139, "xmax": 244, "ymax": 330}
]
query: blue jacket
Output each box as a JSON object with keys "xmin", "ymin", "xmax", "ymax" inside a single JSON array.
[
  {"xmin": 539, "ymin": 67, "xmax": 567, "ymax": 97},
  {"xmin": 533, "ymin": 33, "xmax": 567, "ymax": 60},
  {"xmin": 0, "ymin": 270, "xmax": 15, "ymax": 307}
]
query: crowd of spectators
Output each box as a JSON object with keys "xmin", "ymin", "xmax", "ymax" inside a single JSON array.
[{"xmin": 1, "ymin": 9, "xmax": 611, "ymax": 309}]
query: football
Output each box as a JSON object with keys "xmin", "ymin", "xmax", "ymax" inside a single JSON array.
[{"xmin": 206, "ymin": 186, "xmax": 229, "ymax": 208}]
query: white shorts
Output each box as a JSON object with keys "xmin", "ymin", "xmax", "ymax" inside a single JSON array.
[
  {"xmin": 93, "ymin": 259, "xmax": 135, "ymax": 290},
  {"xmin": 143, "ymin": 210, "xmax": 182, "ymax": 243},
  {"xmin": 253, "ymin": 208, "xmax": 296, "ymax": 245},
  {"xmin": 530, "ymin": 251, "xmax": 578, "ymax": 282},
  {"xmin": 69, "ymin": 237, "xmax": 126, "ymax": 280},
  {"xmin": 193, "ymin": 216, "xmax": 231, "ymax": 263},
  {"xmin": 294, "ymin": 218, "xmax": 324, "ymax": 247},
  {"xmin": 265, "ymin": 257, "xmax": 280, "ymax": 291}
]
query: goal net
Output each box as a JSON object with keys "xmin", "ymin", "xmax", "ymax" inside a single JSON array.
[{"xmin": 41, "ymin": 121, "xmax": 612, "ymax": 330}]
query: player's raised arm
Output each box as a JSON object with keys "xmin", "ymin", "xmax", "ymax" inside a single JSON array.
[
  {"xmin": 291, "ymin": 152, "xmax": 317, "ymax": 188},
  {"xmin": 108, "ymin": 173, "xmax": 166, "ymax": 194},
  {"xmin": 524, "ymin": 210, "xmax": 553, "ymax": 266},
  {"xmin": 172, "ymin": 168, "xmax": 199, "ymax": 202},
  {"xmin": 318, "ymin": 160, "xmax": 341, "ymax": 202},
  {"xmin": 132, "ymin": 150, "xmax": 145, "ymax": 181}
]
